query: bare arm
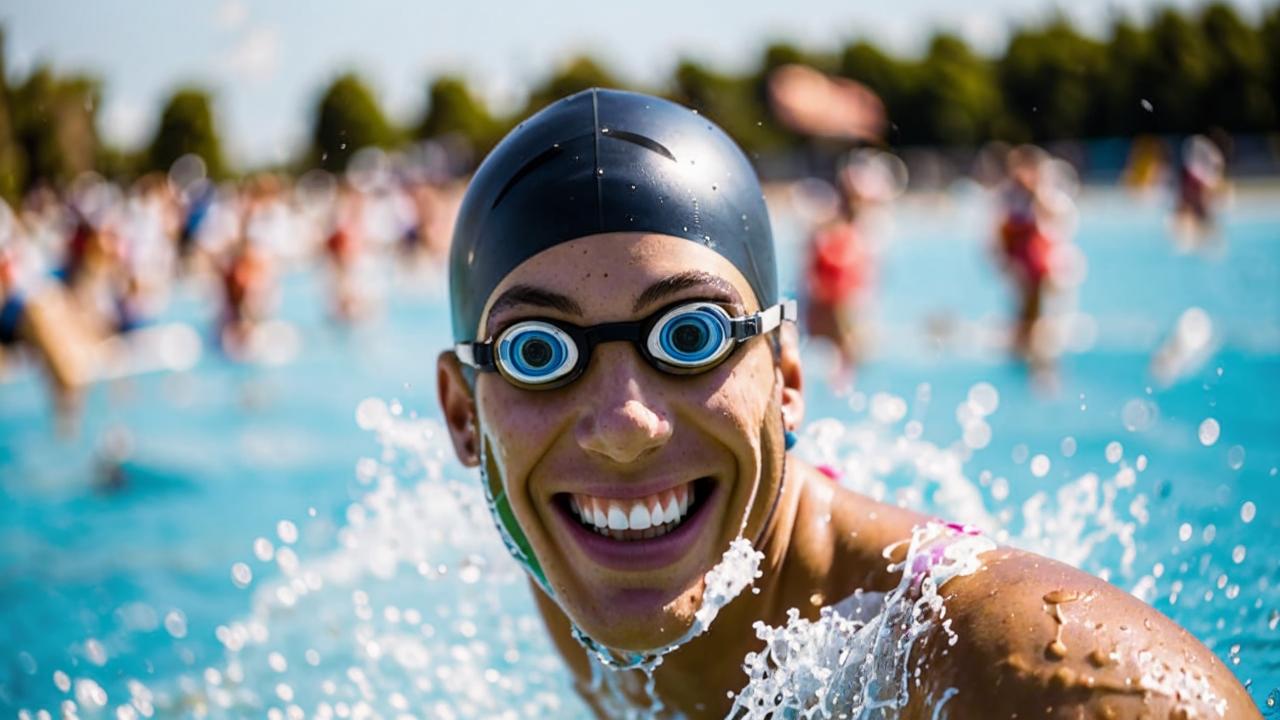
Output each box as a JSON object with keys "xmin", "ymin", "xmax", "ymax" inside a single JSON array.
[{"xmin": 908, "ymin": 547, "xmax": 1259, "ymax": 719}]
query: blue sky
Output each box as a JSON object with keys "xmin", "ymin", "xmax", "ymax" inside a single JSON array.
[{"xmin": 2, "ymin": 0, "xmax": 1268, "ymax": 166}]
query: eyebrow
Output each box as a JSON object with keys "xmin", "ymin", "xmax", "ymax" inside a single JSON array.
[
  {"xmin": 486, "ymin": 270, "xmax": 742, "ymax": 330},
  {"xmin": 632, "ymin": 270, "xmax": 742, "ymax": 313},
  {"xmin": 487, "ymin": 284, "xmax": 584, "ymax": 319}
]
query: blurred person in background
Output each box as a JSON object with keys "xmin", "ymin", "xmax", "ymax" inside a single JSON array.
[
  {"xmin": 323, "ymin": 181, "xmax": 373, "ymax": 323},
  {"xmin": 1, "ymin": 198, "xmax": 98, "ymax": 432},
  {"xmin": 399, "ymin": 179, "xmax": 451, "ymax": 269},
  {"xmin": 1121, "ymin": 136, "xmax": 1169, "ymax": 197},
  {"xmin": 1172, "ymin": 134, "xmax": 1228, "ymax": 250},
  {"xmin": 993, "ymin": 145, "xmax": 1080, "ymax": 379},
  {"xmin": 216, "ymin": 207, "xmax": 276, "ymax": 359},
  {"xmin": 802, "ymin": 149, "xmax": 904, "ymax": 384}
]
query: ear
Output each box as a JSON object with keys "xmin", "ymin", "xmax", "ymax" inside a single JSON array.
[
  {"xmin": 437, "ymin": 351, "xmax": 480, "ymax": 467},
  {"xmin": 776, "ymin": 324, "xmax": 805, "ymax": 431}
]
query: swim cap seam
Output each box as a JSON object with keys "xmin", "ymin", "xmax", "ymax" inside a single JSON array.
[{"xmin": 591, "ymin": 88, "xmax": 604, "ymax": 232}]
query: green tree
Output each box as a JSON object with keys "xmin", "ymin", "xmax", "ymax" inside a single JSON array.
[
  {"xmin": 1264, "ymin": 6, "xmax": 1280, "ymax": 117},
  {"xmin": 417, "ymin": 76, "xmax": 499, "ymax": 152},
  {"xmin": 1137, "ymin": 8, "xmax": 1213, "ymax": 134},
  {"xmin": 311, "ymin": 73, "xmax": 398, "ymax": 172},
  {"xmin": 1097, "ymin": 16, "xmax": 1154, "ymax": 136},
  {"xmin": 9, "ymin": 65, "xmax": 99, "ymax": 193},
  {"xmin": 523, "ymin": 56, "xmax": 621, "ymax": 116},
  {"xmin": 0, "ymin": 29, "xmax": 23, "ymax": 202},
  {"xmin": 998, "ymin": 19, "xmax": 1107, "ymax": 141},
  {"xmin": 839, "ymin": 40, "xmax": 919, "ymax": 143},
  {"xmin": 1198, "ymin": 2, "xmax": 1274, "ymax": 132},
  {"xmin": 146, "ymin": 88, "xmax": 226, "ymax": 179},
  {"xmin": 671, "ymin": 59, "xmax": 780, "ymax": 153},
  {"xmin": 914, "ymin": 34, "xmax": 1004, "ymax": 146}
]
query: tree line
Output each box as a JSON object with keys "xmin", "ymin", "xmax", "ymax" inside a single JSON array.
[{"xmin": 0, "ymin": 2, "xmax": 1277, "ymax": 200}]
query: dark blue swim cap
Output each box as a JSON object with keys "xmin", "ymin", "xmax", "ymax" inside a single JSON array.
[{"xmin": 449, "ymin": 88, "xmax": 777, "ymax": 342}]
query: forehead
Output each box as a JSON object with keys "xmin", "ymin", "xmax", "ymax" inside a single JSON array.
[{"xmin": 479, "ymin": 233, "xmax": 759, "ymax": 335}]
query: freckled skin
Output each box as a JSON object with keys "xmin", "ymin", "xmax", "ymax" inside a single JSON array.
[{"xmin": 437, "ymin": 233, "xmax": 1258, "ymax": 718}]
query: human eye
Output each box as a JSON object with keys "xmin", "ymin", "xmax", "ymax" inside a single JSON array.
[{"xmin": 646, "ymin": 302, "xmax": 734, "ymax": 370}]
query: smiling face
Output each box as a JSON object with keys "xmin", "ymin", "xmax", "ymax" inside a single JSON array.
[{"xmin": 438, "ymin": 232, "xmax": 801, "ymax": 651}]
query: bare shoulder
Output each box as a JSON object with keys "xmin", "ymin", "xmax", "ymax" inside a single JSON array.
[
  {"xmin": 911, "ymin": 547, "xmax": 1260, "ymax": 719},
  {"xmin": 792, "ymin": 462, "xmax": 930, "ymax": 594}
]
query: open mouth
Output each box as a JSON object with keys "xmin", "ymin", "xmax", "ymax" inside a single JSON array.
[{"xmin": 555, "ymin": 477, "xmax": 715, "ymax": 543}]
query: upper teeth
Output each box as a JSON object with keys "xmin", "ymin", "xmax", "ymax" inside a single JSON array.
[{"xmin": 569, "ymin": 484, "xmax": 693, "ymax": 534}]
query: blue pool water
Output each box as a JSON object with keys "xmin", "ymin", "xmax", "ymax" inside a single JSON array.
[{"xmin": 2, "ymin": 187, "xmax": 1278, "ymax": 715}]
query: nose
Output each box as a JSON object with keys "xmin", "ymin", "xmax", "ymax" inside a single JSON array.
[{"xmin": 575, "ymin": 350, "xmax": 673, "ymax": 464}]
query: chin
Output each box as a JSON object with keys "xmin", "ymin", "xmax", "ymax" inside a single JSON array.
[{"xmin": 568, "ymin": 576, "xmax": 708, "ymax": 653}]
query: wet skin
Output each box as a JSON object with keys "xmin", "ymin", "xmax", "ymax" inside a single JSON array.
[{"xmin": 438, "ymin": 233, "xmax": 1258, "ymax": 718}]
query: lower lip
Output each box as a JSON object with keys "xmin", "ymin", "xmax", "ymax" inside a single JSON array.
[{"xmin": 556, "ymin": 487, "xmax": 716, "ymax": 572}]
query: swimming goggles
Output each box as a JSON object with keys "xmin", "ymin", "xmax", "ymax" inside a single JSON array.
[{"xmin": 455, "ymin": 299, "xmax": 797, "ymax": 390}]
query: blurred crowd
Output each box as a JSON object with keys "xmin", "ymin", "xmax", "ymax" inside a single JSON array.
[
  {"xmin": 793, "ymin": 132, "xmax": 1227, "ymax": 390},
  {"xmin": 0, "ymin": 35, "xmax": 1239, "ymax": 435},
  {"xmin": 0, "ymin": 148, "xmax": 460, "ymax": 432}
]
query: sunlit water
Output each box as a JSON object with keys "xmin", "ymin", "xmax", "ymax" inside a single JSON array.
[{"xmin": 2, "ymin": 187, "xmax": 1278, "ymax": 717}]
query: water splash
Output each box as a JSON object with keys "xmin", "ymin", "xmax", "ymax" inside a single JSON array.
[
  {"xmin": 20, "ymin": 381, "xmax": 1272, "ymax": 718},
  {"xmin": 729, "ymin": 523, "xmax": 994, "ymax": 718},
  {"xmin": 572, "ymin": 538, "xmax": 764, "ymax": 718}
]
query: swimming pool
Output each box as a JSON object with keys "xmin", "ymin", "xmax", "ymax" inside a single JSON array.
[{"xmin": 2, "ymin": 185, "xmax": 1277, "ymax": 716}]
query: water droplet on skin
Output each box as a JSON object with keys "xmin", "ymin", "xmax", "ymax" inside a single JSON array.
[
  {"xmin": 1046, "ymin": 639, "xmax": 1069, "ymax": 660},
  {"xmin": 1043, "ymin": 590, "xmax": 1080, "ymax": 604}
]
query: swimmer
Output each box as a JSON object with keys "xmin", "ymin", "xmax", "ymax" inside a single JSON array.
[
  {"xmin": 802, "ymin": 150, "xmax": 902, "ymax": 383},
  {"xmin": 399, "ymin": 179, "xmax": 450, "ymax": 266},
  {"xmin": 1172, "ymin": 135, "xmax": 1227, "ymax": 250},
  {"xmin": 803, "ymin": 174, "xmax": 869, "ymax": 383},
  {"xmin": 0, "ymin": 206, "xmax": 97, "ymax": 432},
  {"xmin": 217, "ymin": 231, "xmax": 273, "ymax": 359},
  {"xmin": 436, "ymin": 90, "xmax": 1257, "ymax": 717},
  {"xmin": 323, "ymin": 183, "xmax": 371, "ymax": 323},
  {"xmin": 994, "ymin": 145, "xmax": 1076, "ymax": 376}
]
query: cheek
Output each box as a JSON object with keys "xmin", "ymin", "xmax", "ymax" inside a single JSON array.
[
  {"xmin": 476, "ymin": 381, "xmax": 573, "ymax": 474},
  {"xmin": 695, "ymin": 345, "xmax": 779, "ymax": 443}
]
